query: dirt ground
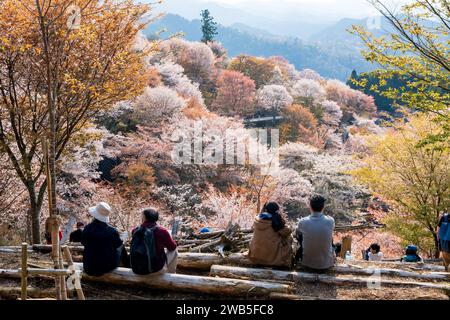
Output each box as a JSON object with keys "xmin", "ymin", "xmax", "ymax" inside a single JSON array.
[{"xmin": 0, "ymin": 252, "xmax": 449, "ymax": 300}]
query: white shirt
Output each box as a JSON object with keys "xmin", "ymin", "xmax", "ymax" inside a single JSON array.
[{"xmin": 368, "ymin": 251, "xmax": 383, "ymax": 261}]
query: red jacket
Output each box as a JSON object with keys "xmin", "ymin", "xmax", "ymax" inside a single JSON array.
[{"xmin": 132, "ymin": 222, "xmax": 177, "ymax": 272}]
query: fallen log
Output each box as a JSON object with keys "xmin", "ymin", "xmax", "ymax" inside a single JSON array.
[
  {"xmin": 334, "ymin": 264, "xmax": 450, "ymax": 281},
  {"xmin": 0, "ymin": 268, "xmax": 73, "ymax": 278},
  {"xmin": 210, "ymin": 265, "xmax": 450, "ymax": 291},
  {"xmin": 32, "ymin": 244, "xmax": 84, "ymax": 253},
  {"xmin": 72, "ymin": 263, "xmax": 291, "ymax": 297},
  {"xmin": 346, "ymin": 260, "xmax": 446, "ymax": 272},
  {"xmin": 0, "ymin": 247, "xmax": 33, "ymax": 254},
  {"xmin": 334, "ymin": 223, "xmax": 385, "ymax": 232},
  {"xmin": 0, "ymin": 269, "xmax": 20, "ymax": 278},
  {"xmin": 177, "ymin": 252, "xmax": 251, "ymax": 270},
  {"xmin": 0, "ymin": 286, "xmax": 56, "ymax": 299},
  {"xmin": 269, "ymin": 292, "xmax": 336, "ymax": 300}
]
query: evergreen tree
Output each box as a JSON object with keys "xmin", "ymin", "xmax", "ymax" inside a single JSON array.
[{"xmin": 201, "ymin": 9, "xmax": 218, "ymax": 43}]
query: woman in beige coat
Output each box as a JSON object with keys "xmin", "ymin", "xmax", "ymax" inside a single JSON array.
[{"xmin": 248, "ymin": 202, "xmax": 293, "ymax": 268}]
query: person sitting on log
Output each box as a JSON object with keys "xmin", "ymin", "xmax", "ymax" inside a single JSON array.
[
  {"xmin": 295, "ymin": 194, "xmax": 335, "ymax": 271},
  {"xmin": 130, "ymin": 208, "xmax": 178, "ymax": 274},
  {"xmin": 400, "ymin": 245, "xmax": 423, "ymax": 263},
  {"xmin": 69, "ymin": 222, "xmax": 84, "ymax": 243},
  {"xmin": 248, "ymin": 202, "xmax": 293, "ymax": 268},
  {"xmin": 81, "ymin": 202, "xmax": 129, "ymax": 276},
  {"xmin": 364, "ymin": 243, "xmax": 383, "ymax": 261},
  {"xmin": 438, "ymin": 212, "xmax": 450, "ymax": 271}
]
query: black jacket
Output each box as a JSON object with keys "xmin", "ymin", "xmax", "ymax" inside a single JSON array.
[
  {"xmin": 81, "ymin": 219, "xmax": 123, "ymax": 276},
  {"xmin": 69, "ymin": 229, "xmax": 83, "ymax": 243}
]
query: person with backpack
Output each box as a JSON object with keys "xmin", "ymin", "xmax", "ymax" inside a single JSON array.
[
  {"xmin": 438, "ymin": 212, "xmax": 450, "ymax": 271},
  {"xmin": 248, "ymin": 202, "xmax": 293, "ymax": 268},
  {"xmin": 400, "ymin": 245, "xmax": 423, "ymax": 263},
  {"xmin": 130, "ymin": 208, "xmax": 178, "ymax": 275},
  {"xmin": 81, "ymin": 202, "xmax": 129, "ymax": 276}
]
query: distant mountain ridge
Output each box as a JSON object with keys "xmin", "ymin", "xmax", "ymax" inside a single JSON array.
[{"xmin": 143, "ymin": 14, "xmax": 374, "ymax": 80}]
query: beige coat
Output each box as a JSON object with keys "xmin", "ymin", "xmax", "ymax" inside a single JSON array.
[{"xmin": 248, "ymin": 217, "xmax": 293, "ymax": 268}]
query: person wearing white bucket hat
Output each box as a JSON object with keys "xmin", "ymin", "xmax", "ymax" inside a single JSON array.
[
  {"xmin": 81, "ymin": 202, "xmax": 130, "ymax": 276},
  {"xmin": 88, "ymin": 202, "xmax": 111, "ymax": 223}
]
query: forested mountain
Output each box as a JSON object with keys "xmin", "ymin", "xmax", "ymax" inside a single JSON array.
[{"xmin": 143, "ymin": 14, "xmax": 374, "ymax": 81}]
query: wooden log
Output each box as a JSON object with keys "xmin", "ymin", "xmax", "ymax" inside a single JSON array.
[
  {"xmin": 27, "ymin": 268, "xmax": 74, "ymax": 276},
  {"xmin": 210, "ymin": 265, "xmax": 450, "ymax": 291},
  {"xmin": 177, "ymin": 252, "xmax": 251, "ymax": 270},
  {"xmin": 269, "ymin": 292, "xmax": 336, "ymax": 300},
  {"xmin": 334, "ymin": 224, "xmax": 384, "ymax": 232},
  {"xmin": 0, "ymin": 287, "xmax": 56, "ymax": 299},
  {"xmin": 0, "ymin": 269, "xmax": 20, "ymax": 278},
  {"xmin": 62, "ymin": 246, "xmax": 85, "ymax": 300},
  {"xmin": 340, "ymin": 236, "xmax": 352, "ymax": 259},
  {"xmin": 346, "ymin": 259, "xmax": 446, "ymax": 272},
  {"xmin": 21, "ymin": 243, "xmax": 28, "ymax": 300},
  {"xmin": 73, "ymin": 263, "xmax": 291, "ymax": 297},
  {"xmin": 0, "ymin": 247, "xmax": 33, "ymax": 254},
  {"xmin": 334, "ymin": 264, "xmax": 450, "ymax": 281},
  {"xmin": 0, "ymin": 268, "xmax": 72, "ymax": 280},
  {"xmin": 32, "ymin": 244, "xmax": 84, "ymax": 253}
]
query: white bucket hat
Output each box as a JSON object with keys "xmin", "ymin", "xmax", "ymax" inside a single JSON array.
[{"xmin": 88, "ymin": 202, "xmax": 111, "ymax": 223}]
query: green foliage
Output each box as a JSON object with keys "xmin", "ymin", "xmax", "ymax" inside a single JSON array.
[
  {"xmin": 350, "ymin": 114, "xmax": 449, "ymax": 257},
  {"xmin": 200, "ymin": 9, "xmax": 218, "ymax": 43},
  {"xmin": 351, "ymin": 0, "xmax": 450, "ymax": 145}
]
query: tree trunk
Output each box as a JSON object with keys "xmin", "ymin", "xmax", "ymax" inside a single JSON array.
[
  {"xmin": 433, "ymin": 232, "xmax": 440, "ymax": 259},
  {"xmin": 29, "ymin": 189, "xmax": 41, "ymax": 245}
]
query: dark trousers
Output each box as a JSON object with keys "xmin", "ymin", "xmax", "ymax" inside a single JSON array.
[{"xmin": 119, "ymin": 246, "xmax": 131, "ymax": 268}]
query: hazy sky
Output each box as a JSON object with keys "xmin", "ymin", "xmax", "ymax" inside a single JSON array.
[{"xmin": 196, "ymin": 0, "xmax": 382, "ymax": 18}]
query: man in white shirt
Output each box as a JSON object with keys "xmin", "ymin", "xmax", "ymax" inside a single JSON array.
[
  {"xmin": 295, "ymin": 194, "xmax": 335, "ymax": 270},
  {"xmin": 367, "ymin": 243, "xmax": 384, "ymax": 261}
]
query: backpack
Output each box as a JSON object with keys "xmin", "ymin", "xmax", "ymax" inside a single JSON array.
[
  {"xmin": 405, "ymin": 245, "xmax": 418, "ymax": 255},
  {"xmin": 439, "ymin": 214, "xmax": 450, "ymax": 252},
  {"xmin": 130, "ymin": 226, "xmax": 158, "ymax": 275}
]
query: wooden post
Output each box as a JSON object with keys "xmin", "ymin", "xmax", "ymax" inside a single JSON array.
[
  {"xmin": 59, "ymin": 246, "xmax": 67, "ymax": 300},
  {"xmin": 340, "ymin": 236, "xmax": 352, "ymax": 259},
  {"xmin": 21, "ymin": 243, "xmax": 28, "ymax": 300},
  {"xmin": 62, "ymin": 246, "xmax": 85, "ymax": 300}
]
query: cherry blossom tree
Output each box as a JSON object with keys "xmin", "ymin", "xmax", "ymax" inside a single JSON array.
[
  {"xmin": 153, "ymin": 60, "xmax": 204, "ymax": 105},
  {"xmin": 321, "ymin": 100, "xmax": 343, "ymax": 127},
  {"xmin": 211, "ymin": 70, "xmax": 256, "ymax": 117},
  {"xmin": 133, "ymin": 86, "xmax": 186, "ymax": 124},
  {"xmin": 159, "ymin": 38, "xmax": 215, "ymax": 86},
  {"xmin": 298, "ymin": 69, "xmax": 324, "ymax": 82},
  {"xmin": 256, "ymin": 85, "xmax": 293, "ymax": 113},
  {"xmin": 291, "ymin": 79, "xmax": 326, "ymax": 107},
  {"xmin": 325, "ymin": 79, "xmax": 377, "ymax": 116}
]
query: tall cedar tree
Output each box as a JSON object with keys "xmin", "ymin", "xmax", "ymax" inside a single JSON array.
[{"xmin": 201, "ymin": 9, "xmax": 218, "ymax": 43}]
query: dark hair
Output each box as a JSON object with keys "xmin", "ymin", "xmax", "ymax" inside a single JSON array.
[
  {"xmin": 309, "ymin": 194, "xmax": 326, "ymax": 212},
  {"xmin": 143, "ymin": 208, "xmax": 159, "ymax": 223},
  {"xmin": 264, "ymin": 202, "xmax": 280, "ymax": 215},
  {"xmin": 262, "ymin": 202, "xmax": 285, "ymax": 232},
  {"xmin": 76, "ymin": 222, "xmax": 84, "ymax": 228},
  {"xmin": 369, "ymin": 243, "xmax": 381, "ymax": 253}
]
